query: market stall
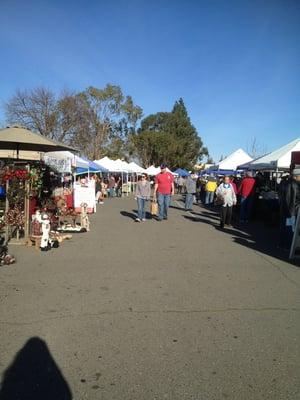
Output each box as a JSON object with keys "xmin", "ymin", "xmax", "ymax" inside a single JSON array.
[{"xmin": 0, "ymin": 126, "xmax": 88, "ymax": 252}]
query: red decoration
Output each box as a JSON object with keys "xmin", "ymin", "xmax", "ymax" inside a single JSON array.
[{"xmin": 2, "ymin": 169, "xmax": 29, "ymax": 183}]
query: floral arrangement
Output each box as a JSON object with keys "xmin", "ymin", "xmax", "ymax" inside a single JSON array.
[
  {"xmin": 4, "ymin": 206, "xmax": 25, "ymax": 228},
  {"xmin": 1, "ymin": 168, "xmax": 29, "ymax": 183}
]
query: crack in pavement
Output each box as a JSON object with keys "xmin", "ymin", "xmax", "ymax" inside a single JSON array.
[{"xmin": 0, "ymin": 306, "xmax": 299, "ymax": 326}]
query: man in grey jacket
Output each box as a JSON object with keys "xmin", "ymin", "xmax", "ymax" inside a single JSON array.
[{"xmin": 185, "ymin": 175, "xmax": 196, "ymax": 211}]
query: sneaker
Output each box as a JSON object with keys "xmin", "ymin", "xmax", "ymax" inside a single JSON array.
[
  {"xmin": 135, "ymin": 218, "xmax": 141, "ymax": 222},
  {"xmin": 142, "ymin": 218, "xmax": 146, "ymax": 222}
]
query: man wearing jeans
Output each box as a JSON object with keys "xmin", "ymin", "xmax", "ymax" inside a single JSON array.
[
  {"xmin": 185, "ymin": 175, "xmax": 196, "ymax": 211},
  {"xmin": 239, "ymin": 171, "xmax": 256, "ymax": 223},
  {"xmin": 154, "ymin": 164, "xmax": 175, "ymax": 221}
]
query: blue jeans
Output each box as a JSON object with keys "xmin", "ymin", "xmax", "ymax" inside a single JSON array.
[
  {"xmin": 185, "ymin": 193, "xmax": 194, "ymax": 210},
  {"xmin": 205, "ymin": 191, "xmax": 214, "ymax": 205},
  {"xmin": 240, "ymin": 196, "xmax": 254, "ymax": 222},
  {"xmin": 157, "ymin": 193, "xmax": 171, "ymax": 220},
  {"xmin": 137, "ymin": 197, "xmax": 146, "ymax": 220},
  {"xmin": 109, "ymin": 188, "xmax": 116, "ymax": 197}
]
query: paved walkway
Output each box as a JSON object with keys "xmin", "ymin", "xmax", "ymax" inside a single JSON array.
[{"xmin": 0, "ymin": 196, "xmax": 299, "ymax": 400}]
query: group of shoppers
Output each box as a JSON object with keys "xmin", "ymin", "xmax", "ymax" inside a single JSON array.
[
  {"xmin": 135, "ymin": 163, "xmax": 174, "ymax": 222},
  {"xmin": 94, "ymin": 175, "xmax": 123, "ymax": 204},
  {"xmin": 215, "ymin": 172, "xmax": 256, "ymax": 227},
  {"xmin": 134, "ymin": 164, "xmax": 258, "ymax": 230}
]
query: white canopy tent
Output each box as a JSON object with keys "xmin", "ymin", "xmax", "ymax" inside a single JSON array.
[
  {"xmin": 95, "ymin": 157, "xmax": 128, "ymax": 172},
  {"xmin": 145, "ymin": 165, "xmax": 160, "ymax": 175},
  {"xmin": 247, "ymin": 138, "xmax": 300, "ymax": 171},
  {"xmin": 128, "ymin": 161, "xmax": 147, "ymax": 174},
  {"xmin": 115, "ymin": 159, "xmax": 131, "ymax": 172},
  {"xmin": 214, "ymin": 148, "xmax": 253, "ymax": 171},
  {"xmin": 144, "ymin": 165, "xmax": 175, "ymax": 175}
]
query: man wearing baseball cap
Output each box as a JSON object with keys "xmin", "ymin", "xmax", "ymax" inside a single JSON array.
[{"xmin": 153, "ymin": 163, "xmax": 175, "ymax": 221}]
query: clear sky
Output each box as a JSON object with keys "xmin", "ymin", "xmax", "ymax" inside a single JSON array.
[{"xmin": 0, "ymin": 0, "xmax": 299, "ymax": 161}]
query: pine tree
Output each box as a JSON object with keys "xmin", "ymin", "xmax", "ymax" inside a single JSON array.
[{"xmin": 131, "ymin": 98, "xmax": 208, "ymax": 169}]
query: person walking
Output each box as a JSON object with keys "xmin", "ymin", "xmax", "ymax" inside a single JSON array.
[
  {"xmin": 95, "ymin": 177, "xmax": 104, "ymax": 204},
  {"xmin": 116, "ymin": 176, "xmax": 122, "ymax": 197},
  {"xmin": 216, "ymin": 176, "xmax": 237, "ymax": 228},
  {"xmin": 185, "ymin": 175, "xmax": 196, "ymax": 211},
  {"xmin": 108, "ymin": 176, "xmax": 116, "ymax": 197},
  {"xmin": 205, "ymin": 175, "xmax": 217, "ymax": 205},
  {"xmin": 135, "ymin": 174, "xmax": 151, "ymax": 222},
  {"xmin": 279, "ymin": 169, "xmax": 300, "ymax": 249},
  {"xmin": 154, "ymin": 163, "xmax": 175, "ymax": 221},
  {"xmin": 278, "ymin": 173, "xmax": 293, "ymax": 249},
  {"xmin": 177, "ymin": 176, "xmax": 185, "ymax": 194},
  {"xmin": 238, "ymin": 171, "xmax": 256, "ymax": 223}
]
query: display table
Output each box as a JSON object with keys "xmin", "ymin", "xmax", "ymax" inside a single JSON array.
[{"xmin": 58, "ymin": 214, "xmax": 80, "ymax": 228}]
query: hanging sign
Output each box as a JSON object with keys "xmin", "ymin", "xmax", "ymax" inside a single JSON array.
[{"xmin": 44, "ymin": 156, "xmax": 72, "ymax": 173}]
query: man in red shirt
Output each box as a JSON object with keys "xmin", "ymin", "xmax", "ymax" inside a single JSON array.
[
  {"xmin": 238, "ymin": 171, "xmax": 256, "ymax": 223},
  {"xmin": 154, "ymin": 164, "xmax": 175, "ymax": 221}
]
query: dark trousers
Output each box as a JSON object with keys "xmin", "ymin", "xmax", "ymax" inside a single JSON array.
[{"xmin": 220, "ymin": 205, "xmax": 233, "ymax": 226}]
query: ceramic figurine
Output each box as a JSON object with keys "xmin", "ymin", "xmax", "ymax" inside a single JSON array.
[
  {"xmin": 40, "ymin": 212, "xmax": 51, "ymax": 251},
  {"xmin": 80, "ymin": 202, "xmax": 90, "ymax": 231}
]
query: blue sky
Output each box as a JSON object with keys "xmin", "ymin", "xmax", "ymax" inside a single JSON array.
[{"xmin": 0, "ymin": 0, "xmax": 299, "ymax": 161}]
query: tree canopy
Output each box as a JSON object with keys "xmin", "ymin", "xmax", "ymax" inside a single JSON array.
[
  {"xmin": 130, "ymin": 98, "xmax": 208, "ymax": 169},
  {"xmin": 5, "ymin": 89, "xmax": 208, "ymax": 167},
  {"xmin": 5, "ymin": 85, "xmax": 143, "ymax": 160}
]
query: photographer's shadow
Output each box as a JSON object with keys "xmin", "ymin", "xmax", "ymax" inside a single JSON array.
[{"xmin": 0, "ymin": 337, "xmax": 72, "ymax": 400}]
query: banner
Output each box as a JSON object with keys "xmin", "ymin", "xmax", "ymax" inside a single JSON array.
[{"xmin": 44, "ymin": 156, "xmax": 72, "ymax": 173}]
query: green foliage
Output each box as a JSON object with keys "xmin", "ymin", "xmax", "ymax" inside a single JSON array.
[
  {"xmin": 131, "ymin": 98, "xmax": 208, "ymax": 169},
  {"xmin": 5, "ymin": 84, "xmax": 143, "ymax": 161}
]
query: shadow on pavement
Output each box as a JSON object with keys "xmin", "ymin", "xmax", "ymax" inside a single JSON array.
[
  {"xmin": 132, "ymin": 209, "xmax": 153, "ymax": 220},
  {"xmin": 183, "ymin": 215, "xmax": 217, "ymax": 226},
  {"xmin": 0, "ymin": 337, "xmax": 72, "ymax": 400},
  {"xmin": 170, "ymin": 205, "xmax": 185, "ymax": 211},
  {"xmin": 120, "ymin": 211, "xmax": 136, "ymax": 220},
  {"xmin": 184, "ymin": 207, "xmax": 300, "ymax": 267},
  {"xmin": 190, "ymin": 210, "xmax": 220, "ymax": 221}
]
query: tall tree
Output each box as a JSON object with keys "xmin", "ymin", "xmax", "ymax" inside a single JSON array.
[
  {"xmin": 5, "ymin": 87, "xmax": 58, "ymax": 139},
  {"xmin": 130, "ymin": 99, "xmax": 208, "ymax": 169},
  {"xmin": 56, "ymin": 85, "xmax": 143, "ymax": 159},
  {"xmin": 5, "ymin": 85, "xmax": 143, "ymax": 159}
]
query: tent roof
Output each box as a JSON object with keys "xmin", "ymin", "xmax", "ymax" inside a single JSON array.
[
  {"xmin": 145, "ymin": 165, "xmax": 160, "ymax": 175},
  {"xmin": 128, "ymin": 161, "xmax": 147, "ymax": 173},
  {"xmin": 0, "ymin": 149, "xmax": 42, "ymax": 160},
  {"xmin": 216, "ymin": 148, "xmax": 253, "ymax": 170},
  {"xmin": 0, "ymin": 126, "xmax": 77, "ymax": 153},
  {"xmin": 94, "ymin": 157, "xmax": 128, "ymax": 172},
  {"xmin": 88, "ymin": 160, "xmax": 108, "ymax": 172},
  {"xmin": 248, "ymin": 138, "xmax": 300, "ymax": 170},
  {"xmin": 174, "ymin": 168, "xmax": 190, "ymax": 177}
]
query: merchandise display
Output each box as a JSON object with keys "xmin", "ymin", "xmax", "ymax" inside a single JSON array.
[{"xmin": 0, "ymin": 157, "xmax": 95, "ymax": 258}]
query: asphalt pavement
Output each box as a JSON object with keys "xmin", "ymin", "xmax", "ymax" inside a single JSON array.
[{"xmin": 0, "ymin": 195, "xmax": 299, "ymax": 400}]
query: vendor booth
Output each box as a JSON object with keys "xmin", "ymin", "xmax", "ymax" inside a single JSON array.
[
  {"xmin": 210, "ymin": 149, "xmax": 253, "ymax": 172},
  {"xmin": 245, "ymin": 138, "xmax": 300, "ymax": 171},
  {"xmin": 0, "ymin": 126, "xmax": 96, "ymax": 255}
]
